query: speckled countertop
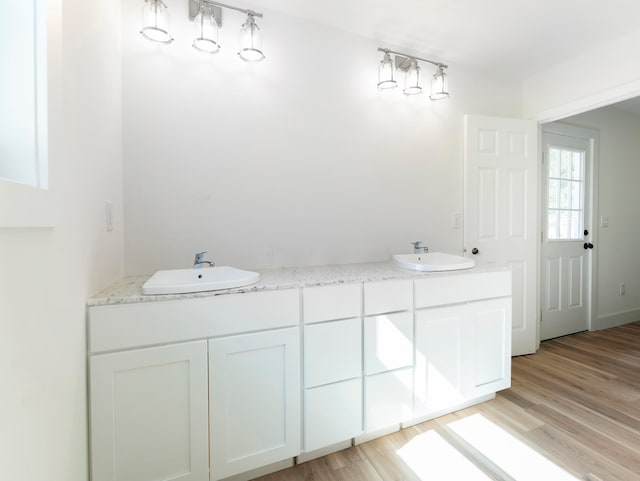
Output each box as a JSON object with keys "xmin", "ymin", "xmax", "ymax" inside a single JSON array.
[{"xmin": 88, "ymin": 260, "xmax": 508, "ymax": 307}]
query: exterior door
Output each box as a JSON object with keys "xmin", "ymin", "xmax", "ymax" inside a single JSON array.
[
  {"xmin": 464, "ymin": 115, "xmax": 538, "ymax": 355},
  {"xmin": 540, "ymin": 128, "xmax": 594, "ymax": 340}
]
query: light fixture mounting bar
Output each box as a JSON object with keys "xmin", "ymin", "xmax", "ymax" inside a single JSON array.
[
  {"xmin": 188, "ymin": 0, "xmax": 222, "ymax": 24},
  {"xmin": 188, "ymin": 0, "xmax": 263, "ymax": 21},
  {"xmin": 377, "ymin": 47, "xmax": 447, "ymax": 69}
]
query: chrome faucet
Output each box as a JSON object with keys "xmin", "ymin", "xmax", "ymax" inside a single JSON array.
[
  {"xmin": 193, "ymin": 251, "xmax": 215, "ymax": 269},
  {"xmin": 411, "ymin": 241, "xmax": 429, "ymax": 254}
]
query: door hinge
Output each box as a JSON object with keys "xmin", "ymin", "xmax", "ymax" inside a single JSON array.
[
  {"xmin": 541, "ymin": 231, "xmax": 544, "ymax": 242},
  {"xmin": 541, "ymin": 152, "xmax": 545, "ymax": 164}
]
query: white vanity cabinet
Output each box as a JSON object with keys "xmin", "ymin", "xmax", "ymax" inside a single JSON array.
[
  {"xmin": 362, "ymin": 279, "xmax": 414, "ymax": 433},
  {"xmin": 413, "ymin": 271, "xmax": 512, "ymax": 421},
  {"xmin": 89, "ymin": 341, "xmax": 210, "ymax": 481},
  {"xmin": 88, "ymin": 265, "xmax": 513, "ymax": 480},
  {"xmin": 302, "ymin": 284, "xmax": 363, "ymax": 453},
  {"xmin": 88, "ymin": 289, "xmax": 301, "ymax": 481}
]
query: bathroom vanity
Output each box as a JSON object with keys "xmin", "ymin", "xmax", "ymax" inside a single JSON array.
[{"xmin": 87, "ymin": 262, "xmax": 511, "ymax": 481}]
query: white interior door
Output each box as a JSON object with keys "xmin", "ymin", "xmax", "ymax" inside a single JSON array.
[
  {"xmin": 464, "ymin": 115, "xmax": 538, "ymax": 356},
  {"xmin": 540, "ymin": 130, "xmax": 593, "ymax": 340}
]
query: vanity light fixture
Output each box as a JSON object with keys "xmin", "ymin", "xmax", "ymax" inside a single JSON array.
[
  {"xmin": 238, "ymin": 12, "xmax": 265, "ymax": 61},
  {"xmin": 377, "ymin": 51, "xmax": 397, "ymax": 89},
  {"xmin": 403, "ymin": 59, "xmax": 422, "ymax": 95},
  {"xmin": 192, "ymin": 2, "xmax": 220, "ymax": 53},
  {"xmin": 430, "ymin": 64, "xmax": 449, "ymax": 100},
  {"xmin": 189, "ymin": 0, "xmax": 264, "ymax": 59},
  {"xmin": 141, "ymin": 0, "xmax": 174, "ymax": 43},
  {"xmin": 377, "ymin": 47, "xmax": 449, "ymax": 100},
  {"xmin": 141, "ymin": 0, "xmax": 265, "ymax": 61}
]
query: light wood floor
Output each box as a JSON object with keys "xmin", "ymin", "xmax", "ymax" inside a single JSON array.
[{"xmin": 255, "ymin": 321, "xmax": 640, "ymax": 481}]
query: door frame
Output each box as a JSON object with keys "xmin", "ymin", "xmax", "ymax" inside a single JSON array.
[{"xmin": 539, "ymin": 122, "xmax": 599, "ymax": 335}]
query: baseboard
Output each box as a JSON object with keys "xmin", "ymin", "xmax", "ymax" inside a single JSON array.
[
  {"xmin": 404, "ymin": 394, "xmax": 495, "ymax": 427},
  {"xmin": 296, "ymin": 440, "xmax": 353, "ymax": 463},
  {"xmin": 218, "ymin": 458, "xmax": 294, "ymax": 481},
  {"xmin": 354, "ymin": 424, "xmax": 402, "ymax": 445},
  {"xmin": 595, "ymin": 309, "xmax": 640, "ymax": 331}
]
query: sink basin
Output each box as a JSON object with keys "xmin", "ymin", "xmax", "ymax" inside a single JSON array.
[
  {"xmin": 142, "ymin": 266, "xmax": 260, "ymax": 295},
  {"xmin": 393, "ymin": 252, "xmax": 475, "ymax": 272}
]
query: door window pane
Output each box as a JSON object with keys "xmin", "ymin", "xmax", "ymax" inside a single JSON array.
[{"xmin": 547, "ymin": 147, "xmax": 584, "ymax": 241}]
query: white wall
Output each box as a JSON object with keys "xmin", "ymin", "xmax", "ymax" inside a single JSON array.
[
  {"xmin": 123, "ymin": 1, "xmax": 523, "ymax": 274},
  {"xmin": 0, "ymin": 1, "xmax": 123, "ymax": 480},
  {"xmin": 561, "ymin": 107, "xmax": 640, "ymax": 329},
  {"xmin": 523, "ymin": 28, "xmax": 640, "ymax": 120}
]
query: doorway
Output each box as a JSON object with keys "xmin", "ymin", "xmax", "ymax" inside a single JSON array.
[{"xmin": 540, "ymin": 123, "xmax": 598, "ymax": 340}]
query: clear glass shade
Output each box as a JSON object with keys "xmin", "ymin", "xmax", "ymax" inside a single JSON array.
[
  {"xmin": 140, "ymin": 0, "xmax": 173, "ymax": 43},
  {"xmin": 377, "ymin": 52, "xmax": 397, "ymax": 89},
  {"xmin": 193, "ymin": 4, "xmax": 220, "ymax": 53},
  {"xmin": 430, "ymin": 66, "xmax": 450, "ymax": 100},
  {"xmin": 403, "ymin": 60, "xmax": 422, "ymax": 95},
  {"xmin": 238, "ymin": 14, "xmax": 265, "ymax": 62}
]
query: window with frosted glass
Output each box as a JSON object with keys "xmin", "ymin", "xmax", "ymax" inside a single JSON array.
[
  {"xmin": 547, "ymin": 147, "xmax": 584, "ymax": 240},
  {"xmin": 0, "ymin": 0, "xmax": 47, "ymax": 188}
]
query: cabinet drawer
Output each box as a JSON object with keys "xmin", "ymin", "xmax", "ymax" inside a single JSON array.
[
  {"xmin": 304, "ymin": 378, "xmax": 362, "ymax": 452},
  {"xmin": 304, "ymin": 318, "xmax": 361, "ymax": 388},
  {"xmin": 303, "ymin": 283, "xmax": 361, "ymax": 324},
  {"xmin": 365, "ymin": 368, "xmax": 413, "ymax": 432},
  {"xmin": 414, "ymin": 271, "xmax": 511, "ymax": 308},
  {"xmin": 364, "ymin": 312, "xmax": 413, "ymax": 375},
  {"xmin": 364, "ymin": 279, "xmax": 413, "ymax": 315},
  {"xmin": 88, "ymin": 288, "xmax": 300, "ymax": 353}
]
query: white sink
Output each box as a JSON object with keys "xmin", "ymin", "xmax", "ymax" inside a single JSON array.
[
  {"xmin": 142, "ymin": 266, "xmax": 260, "ymax": 295},
  {"xmin": 393, "ymin": 252, "xmax": 475, "ymax": 272}
]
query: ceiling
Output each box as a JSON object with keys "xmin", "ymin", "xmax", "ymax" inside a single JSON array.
[{"xmin": 244, "ymin": 0, "xmax": 640, "ymax": 79}]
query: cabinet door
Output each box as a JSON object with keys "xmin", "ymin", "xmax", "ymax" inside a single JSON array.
[
  {"xmin": 209, "ymin": 328, "xmax": 300, "ymax": 480},
  {"xmin": 304, "ymin": 378, "xmax": 362, "ymax": 452},
  {"xmin": 414, "ymin": 306, "xmax": 467, "ymax": 419},
  {"xmin": 463, "ymin": 298, "xmax": 512, "ymax": 398},
  {"xmin": 89, "ymin": 341, "xmax": 209, "ymax": 481}
]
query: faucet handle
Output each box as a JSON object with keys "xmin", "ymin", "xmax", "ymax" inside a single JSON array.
[
  {"xmin": 194, "ymin": 251, "xmax": 206, "ymax": 264},
  {"xmin": 410, "ymin": 241, "xmax": 422, "ymax": 248}
]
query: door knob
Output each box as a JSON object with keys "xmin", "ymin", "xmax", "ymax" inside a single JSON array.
[
  {"xmin": 583, "ymin": 242, "xmax": 594, "ymax": 249},
  {"xmin": 471, "ymin": 248, "xmax": 479, "ymax": 255}
]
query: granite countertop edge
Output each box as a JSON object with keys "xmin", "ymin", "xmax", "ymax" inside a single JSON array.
[{"xmin": 87, "ymin": 261, "xmax": 510, "ymax": 307}]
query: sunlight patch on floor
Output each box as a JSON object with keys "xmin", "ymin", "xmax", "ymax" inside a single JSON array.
[
  {"xmin": 447, "ymin": 413, "xmax": 579, "ymax": 481},
  {"xmin": 396, "ymin": 429, "xmax": 493, "ymax": 480}
]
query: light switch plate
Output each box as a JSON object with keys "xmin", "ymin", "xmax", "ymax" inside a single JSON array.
[
  {"xmin": 105, "ymin": 200, "xmax": 113, "ymax": 232},
  {"xmin": 452, "ymin": 212, "xmax": 462, "ymax": 229}
]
